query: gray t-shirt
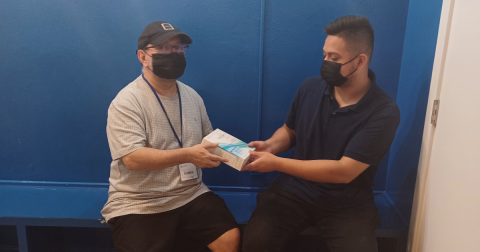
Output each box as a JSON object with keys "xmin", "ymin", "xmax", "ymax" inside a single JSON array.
[{"xmin": 101, "ymin": 75, "xmax": 212, "ymax": 223}]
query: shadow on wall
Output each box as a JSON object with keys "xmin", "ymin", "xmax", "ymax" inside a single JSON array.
[{"xmin": 387, "ymin": 59, "xmax": 434, "ymax": 222}]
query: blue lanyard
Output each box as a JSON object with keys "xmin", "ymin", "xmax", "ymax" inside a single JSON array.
[{"xmin": 142, "ymin": 74, "xmax": 183, "ymax": 148}]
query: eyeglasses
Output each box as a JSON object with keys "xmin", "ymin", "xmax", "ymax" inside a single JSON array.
[{"xmin": 144, "ymin": 44, "xmax": 189, "ymax": 55}]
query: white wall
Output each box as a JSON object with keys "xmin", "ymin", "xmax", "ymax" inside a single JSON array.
[{"xmin": 413, "ymin": 0, "xmax": 480, "ymax": 251}]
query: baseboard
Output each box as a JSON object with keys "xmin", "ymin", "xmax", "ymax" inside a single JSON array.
[{"xmin": 382, "ymin": 191, "xmax": 409, "ymax": 226}]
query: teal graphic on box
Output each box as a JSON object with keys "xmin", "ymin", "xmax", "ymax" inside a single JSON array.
[{"xmin": 202, "ymin": 129, "xmax": 255, "ymax": 170}]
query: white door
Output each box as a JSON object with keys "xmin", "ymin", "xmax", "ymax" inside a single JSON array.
[{"xmin": 409, "ymin": 0, "xmax": 480, "ymax": 251}]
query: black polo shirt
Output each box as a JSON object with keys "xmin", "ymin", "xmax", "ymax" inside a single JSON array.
[{"xmin": 274, "ymin": 69, "xmax": 400, "ymax": 208}]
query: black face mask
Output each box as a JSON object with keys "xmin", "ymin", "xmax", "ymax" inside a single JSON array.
[
  {"xmin": 320, "ymin": 55, "xmax": 359, "ymax": 87},
  {"xmin": 147, "ymin": 52, "xmax": 186, "ymax": 80}
]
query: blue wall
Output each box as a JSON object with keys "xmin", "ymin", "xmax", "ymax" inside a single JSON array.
[
  {"xmin": 386, "ymin": 0, "xmax": 444, "ymax": 221},
  {"xmin": 0, "ymin": 0, "xmax": 262, "ymax": 185},
  {"xmin": 0, "ymin": 0, "xmax": 435, "ymax": 209}
]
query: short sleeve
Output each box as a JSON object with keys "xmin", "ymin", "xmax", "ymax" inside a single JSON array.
[
  {"xmin": 285, "ymin": 86, "xmax": 302, "ymax": 130},
  {"xmin": 198, "ymin": 97, "xmax": 213, "ymax": 137},
  {"xmin": 343, "ymin": 104, "xmax": 400, "ymax": 166},
  {"xmin": 106, "ymin": 93, "xmax": 147, "ymax": 160}
]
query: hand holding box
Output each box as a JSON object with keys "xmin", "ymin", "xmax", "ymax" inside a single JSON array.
[{"xmin": 201, "ymin": 129, "xmax": 255, "ymax": 171}]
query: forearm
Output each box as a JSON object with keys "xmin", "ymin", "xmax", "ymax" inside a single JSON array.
[
  {"xmin": 122, "ymin": 147, "xmax": 190, "ymax": 171},
  {"xmin": 266, "ymin": 124, "xmax": 296, "ymax": 154},
  {"xmin": 276, "ymin": 158, "xmax": 362, "ymax": 184}
]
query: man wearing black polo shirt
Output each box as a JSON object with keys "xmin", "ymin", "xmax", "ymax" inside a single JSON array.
[{"xmin": 242, "ymin": 16, "xmax": 400, "ymax": 252}]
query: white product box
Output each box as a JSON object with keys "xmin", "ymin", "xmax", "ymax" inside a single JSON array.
[{"xmin": 202, "ymin": 129, "xmax": 255, "ymax": 171}]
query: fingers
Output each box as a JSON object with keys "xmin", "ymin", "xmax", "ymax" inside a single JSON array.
[
  {"xmin": 248, "ymin": 155, "xmax": 258, "ymax": 162},
  {"xmin": 200, "ymin": 142, "xmax": 219, "ymax": 149},
  {"xmin": 247, "ymin": 151, "xmax": 262, "ymax": 163},
  {"xmin": 208, "ymin": 154, "xmax": 229, "ymax": 163},
  {"xmin": 242, "ymin": 157, "xmax": 260, "ymax": 171},
  {"xmin": 208, "ymin": 160, "xmax": 221, "ymax": 167},
  {"xmin": 196, "ymin": 160, "xmax": 221, "ymax": 168},
  {"xmin": 241, "ymin": 163, "xmax": 252, "ymax": 171},
  {"xmin": 248, "ymin": 150, "xmax": 262, "ymax": 158},
  {"xmin": 248, "ymin": 141, "xmax": 264, "ymax": 148}
]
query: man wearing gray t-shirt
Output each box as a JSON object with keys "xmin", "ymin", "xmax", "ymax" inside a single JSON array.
[{"xmin": 102, "ymin": 21, "xmax": 239, "ymax": 252}]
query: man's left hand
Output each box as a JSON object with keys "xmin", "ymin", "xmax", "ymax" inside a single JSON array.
[{"xmin": 241, "ymin": 151, "xmax": 280, "ymax": 173}]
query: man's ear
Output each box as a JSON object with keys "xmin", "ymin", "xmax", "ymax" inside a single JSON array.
[
  {"xmin": 357, "ymin": 54, "xmax": 369, "ymax": 70},
  {"xmin": 137, "ymin": 50, "xmax": 147, "ymax": 67}
]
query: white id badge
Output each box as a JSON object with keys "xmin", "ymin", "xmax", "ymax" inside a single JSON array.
[{"xmin": 179, "ymin": 163, "xmax": 199, "ymax": 181}]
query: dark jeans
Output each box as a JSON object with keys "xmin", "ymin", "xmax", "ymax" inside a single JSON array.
[{"xmin": 243, "ymin": 183, "xmax": 381, "ymax": 252}]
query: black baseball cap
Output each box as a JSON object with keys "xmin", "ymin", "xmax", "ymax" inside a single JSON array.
[{"xmin": 137, "ymin": 21, "xmax": 192, "ymax": 50}]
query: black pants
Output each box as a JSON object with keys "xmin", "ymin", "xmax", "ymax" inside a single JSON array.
[
  {"xmin": 243, "ymin": 183, "xmax": 380, "ymax": 252},
  {"xmin": 108, "ymin": 192, "xmax": 238, "ymax": 252}
]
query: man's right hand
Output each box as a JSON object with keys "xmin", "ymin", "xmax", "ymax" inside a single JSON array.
[
  {"xmin": 247, "ymin": 124, "xmax": 295, "ymax": 158},
  {"xmin": 248, "ymin": 141, "xmax": 273, "ymax": 153},
  {"xmin": 247, "ymin": 141, "xmax": 273, "ymax": 163},
  {"xmin": 187, "ymin": 142, "xmax": 229, "ymax": 168}
]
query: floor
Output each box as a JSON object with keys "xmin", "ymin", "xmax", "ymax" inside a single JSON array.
[{"xmin": 0, "ymin": 225, "xmax": 399, "ymax": 252}]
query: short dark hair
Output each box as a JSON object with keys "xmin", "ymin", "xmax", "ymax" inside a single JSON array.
[{"xmin": 324, "ymin": 16, "xmax": 374, "ymax": 61}]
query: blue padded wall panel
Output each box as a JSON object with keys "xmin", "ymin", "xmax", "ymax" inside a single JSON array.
[
  {"xmin": 0, "ymin": 0, "xmax": 261, "ymax": 186},
  {"xmin": 0, "ymin": 0, "xmax": 419, "ymax": 194},
  {"xmin": 261, "ymin": 0, "xmax": 410, "ymax": 191},
  {"xmin": 386, "ymin": 0, "xmax": 443, "ymax": 221}
]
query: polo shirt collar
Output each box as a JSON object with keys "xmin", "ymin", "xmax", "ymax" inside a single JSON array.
[{"xmin": 324, "ymin": 69, "xmax": 377, "ymax": 112}]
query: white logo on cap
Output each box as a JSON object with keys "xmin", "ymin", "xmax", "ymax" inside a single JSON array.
[{"xmin": 161, "ymin": 23, "xmax": 175, "ymax": 30}]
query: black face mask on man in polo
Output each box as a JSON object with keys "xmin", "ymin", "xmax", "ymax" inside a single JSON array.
[
  {"xmin": 320, "ymin": 55, "xmax": 359, "ymax": 87},
  {"xmin": 146, "ymin": 52, "xmax": 187, "ymax": 80}
]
